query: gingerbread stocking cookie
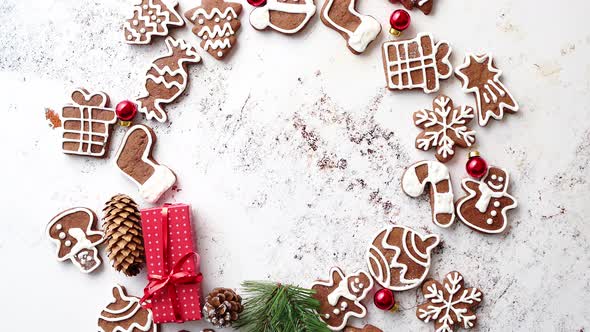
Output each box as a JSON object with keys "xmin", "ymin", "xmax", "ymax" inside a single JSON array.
[
  {"xmin": 47, "ymin": 207, "xmax": 105, "ymax": 273},
  {"xmin": 136, "ymin": 37, "xmax": 201, "ymax": 122},
  {"xmin": 456, "ymin": 166, "xmax": 517, "ymax": 234},
  {"xmin": 320, "ymin": 0, "xmax": 381, "ymax": 54},
  {"xmin": 123, "ymin": 0, "xmax": 184, "ymax": 44},
  {"xmin": 249, "ymin": 0, "xmax": 316, "ymax": 34},
  {"xmin": 398, "ymin": 0, "xmax": 434, "ymax": 15},
  {"xmin": 98, "ymin": 285, "xmax": 157, "ymax": 332},
  {"xmin": 455, "ymin": 53, "xmax": 519, "ymax": 126},
  {"xmin": 114, "ymin": 124, "xmax": 176, "ymax": 203},
  {"xmin": 312, "ymin": 267, "xmax": 373, "ymax": 331}
]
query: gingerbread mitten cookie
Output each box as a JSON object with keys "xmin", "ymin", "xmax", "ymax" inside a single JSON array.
[
  {"xmin": 249, "ymin": 0, "xmax": 316, "ymax": 34},
  {"xmin": 61, "ymin": 88, "xmax": 117, "ymax": 157},
  {"xmin": 366, "ymin": 225, "xmax": 439, "ymax": 291},
  {"xmin": 123, "ymin": 0, "xmax": 184, "ymax": 44},
  {"xmin": 114, "ymin": 124, "xmax": 176, "ymax": 203},
  {"xmin": 320, "ymin": 0, "xmax": 381, "ymax": 54},
  {"xmin": 312, "ymin": 267, "xmax": 373, "ymax": 331},
  {"xmin": 456, "ymin": 166, "xmax": 517, "ymax": 234},
  {"xmin": 398, "ymin": 0, "xmax": 434, "ymax": 15},
  {"xmin": 47, "ymin": 207, "xmax": 105, "ymax": 273},
  {"xmin": 455, "ymin": 53, "xmax": 519, "ymax": 126},
  {"xmin": 136, "ymin": 37, "xmax": 201, "ymax": 122},
  {"xmin": 382, "ymin": 32, "xmax": 452, "ymax": 93},
  {"xmin": 402, "ymin": 160, "xmax": 455, "ymax": 228},
  {"xmin": 98, "ymin": 285, "xmax": 157, "ymax": 332}
]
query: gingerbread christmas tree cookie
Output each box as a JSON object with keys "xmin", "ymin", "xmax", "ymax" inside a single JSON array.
[{"xmin": 123, "ymin": 0, "xmax": 184, "ymax": 44}]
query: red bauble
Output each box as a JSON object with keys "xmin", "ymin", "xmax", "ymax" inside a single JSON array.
[
  {"xmin": 115, "ymin": 100, "xmax": 138, "ymax": 121},
  {"xmin": 466, "ymin": 151, "xmax": 488, "ymax": 179},
  {"xmin": 389, "ymin": 9, "xmax": 411, "ymax": 36},
  {"xmin": 374, "ymin": 288, "xmax": 395, "ymax": 310},
  {"xmin": 247, "ymin": 0, "xmax": 266, "ymax": 7}
]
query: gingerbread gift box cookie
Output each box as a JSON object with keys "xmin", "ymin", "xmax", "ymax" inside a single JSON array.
[
  {"xmin": 123, "ymin": 0, "xmax": 184, "ymax": 45},
  {"xmin": 249, "ymin": 0, "xmax": 316, "ymax": 34},
  {"xmin": 98, "ymin": 285, "xmax": 158, "ymax": 332}
]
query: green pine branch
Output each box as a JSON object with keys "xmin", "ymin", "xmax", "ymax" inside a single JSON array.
[{"xmin": 233, "ymin": 281, "xmax": 330, "ymax": 332}]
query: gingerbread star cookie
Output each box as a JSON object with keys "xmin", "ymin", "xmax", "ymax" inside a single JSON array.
[{"xmin": 123, "ymin": 0, "xmax": 184, "ymax": 44}]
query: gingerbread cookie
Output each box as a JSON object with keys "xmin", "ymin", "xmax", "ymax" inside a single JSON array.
[
  {"xmin": 455, "ymin": 53, "xmax": 519, "ymax": 127},
  {"xmin": 98, "ymin": 285, "xmax": 157, "ymax": 332},
  {"xmin": 61, "ymin": 88, "xmax": 117, "ymax": 157},
  {"xmin": 382, "ymin": 32, "xmax": 452, "ymax": 93},
  {"xmin": 456, "ymin": 166, "xmax": 517, "ymax": 234},
  {"xmin": 417, "ymin": 271, "xmax": 483, "ymax": 332},
  {"xmin": 402, "ymin": 160, "xmax": 455, "ymax": 228},
  {"xmin": 114, "ymin": 124, "xmax": 176, "ymax": 203},
  {"xmin": 413, "ymin": 95, "xmax": 476, "ymax": 163},
  {"xmin": 311, "ymin": 267, "xmax": 373, "ymax": 331},
  {"xmin": 47, "ymin": 207, "xmax": 105, "ymax": 273},
  {"xmin": 249, "ymin": 0, "xmax": 316, "ymax": 34},
  {"xmin": 320, "ymin": 0, "xmax": 381, "ymax": 54},
  {"xmin": 185, "ymin": 0, "xmax": 242, "ymax": 60},
  {"xmin": 366, "ymin": 225, "xmax": 439, "ymax": 291},
  {"xmin": 136, "ymin": 37, "xmax": 201, "ymax": 122},
  {"xmin": 123, "ymin": 0, "xmax": 184, "ymax": 45},
  {"xmin": 398, "ymin": 0, "xmax": 434, "ymax": 15},
  {"xmin": 344, "ymin": 325, "xmax": 382, "ymax": 332}
]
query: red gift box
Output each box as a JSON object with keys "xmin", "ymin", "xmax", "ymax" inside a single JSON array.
[{"xmin": 140, "ymin": 203, "xmax": 203, "ymax": 324}]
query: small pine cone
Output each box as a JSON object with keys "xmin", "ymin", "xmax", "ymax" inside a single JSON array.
[
  {"xmin": 202, "ymin": 288, "xmax": 243, "ymax": 328},
  {"xmin": 102, "ymin": 194, "xmax": 145, "ymax": 276}
]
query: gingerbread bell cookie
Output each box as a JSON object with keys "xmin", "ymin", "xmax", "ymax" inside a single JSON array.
[
  {"xmin": 47, "ymin": 207, "xmax": 105, "ymax": 273},
  {"xmin": 61, "ymin": 88, "xmax": 117, "ymax": 157},
  {"xmin": 320, "ymin": 0, "xmax": 381, "ymax": 54},
  {"xmin": 185, "ymin": 0, "xmax": 243, "ymax": 60},
  {"xmin": 417, "ymin": 271, "xmax": 483, "ymax": 332},
  {"xmin": 123, "ymin": 0, "xmax": 184, "ymax": 44},
  {"xmin": 402, "ymin": 160, "xmax": 455, "ymax": 228},
  {"xmin": 456, "ymin": 166, "xmax": 517, "ymax": 234},
  {"xmin": 382, "ymin": 32, "xmax": 452, "ymax": 93},
  {"xmin": 455, "ymin": 53, "xmax": 519, "ymax": 126},
  {"xmin": 398, "ymin": 0, "xmax": 434, "ymax": 15},
  {"xmin": 344, "ymin": 325, "xmax": 382, "ymax": 332},
  {"xmin": 311, "ymin": 267, "xmax": 373, "ymax": 331},
  {"xmin": 366, "ymin": 225, "xmax": 439, "ymax": 291},
  {"xmin": 114, "ymin": 124, "xmax": 176, "ymax": 203},
  {"xmin": 98, "ymin": 285, "xmax": 157, "ymax": 332},
  {"xmin": 136, "ymin": 37, "xmax": 201, "ymax": 122},
  {"xmin": 249, "ymin": 0, "xmax": 316, "ymax": 34}
]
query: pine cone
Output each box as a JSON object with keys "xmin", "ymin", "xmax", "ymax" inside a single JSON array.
[
  {"xmin": 203, "ymin": 288, "xmax": 243, "ymax": 328},
  {"xmin": 102, "ymin": 194, "xmax": 145, "ymax": 276}
]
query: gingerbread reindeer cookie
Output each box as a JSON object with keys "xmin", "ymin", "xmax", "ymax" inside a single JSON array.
[
  {"xmin": 47, "ymin": 207, "xmax": 105, "ymax": 273},
  {"xmin": 114, "ymin": 124, "xmax": 176, "ymax": 203},
  {"xmin": 456, "ymin": 166, "xmax": 517, "ymax": 234},
  {"xmin": 98, "ymin": 285, "xmax": 158, "ymax": 332},
  {"xmin": 398, "ymin": 0, "xmax": 434, "ymax": 15},
  {"xmin": 320, "ymin": 0, "xmax": 381, "ymax": 54},
  {"xmin": 312, "ymin": 267, "xmax": 373, "ymax": 331},
  {"xmin": 123, "ymin": 0, "xmax": 184, "ymax": 44},
  {"xmin": 249, "ymin": 0, "xmax": 316, "ymax": 34}
]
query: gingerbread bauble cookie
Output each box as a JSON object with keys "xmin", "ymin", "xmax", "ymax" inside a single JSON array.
[{"xmin": 98, "ymin": 285, "xmax": 157, "ymax": 332}]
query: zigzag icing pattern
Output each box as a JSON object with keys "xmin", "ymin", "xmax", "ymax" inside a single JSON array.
[
  {"xmin": 190, "ymin": 7, "xmax": 237, "ymax": 21},
  {"xmin": 203, "ymin": 38, "xmax": 231, "ymax": 51},
  {"xmin": 197, "ymin": 24, "xmax": 235, "ymax": 38}
]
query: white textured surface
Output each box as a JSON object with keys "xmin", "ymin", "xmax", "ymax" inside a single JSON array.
[{"xmin": 1, "ymin": 0, "xmax": 589, "ymax": 331}]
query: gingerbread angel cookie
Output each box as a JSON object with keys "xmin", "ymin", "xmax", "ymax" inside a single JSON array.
[
  {"xmin": 98, "ymin": 285, "xmax": 158, "ymax": 332},
  {"xmin": 47, "ymin": 207, "xmax": 105, "ymax": 273},
  {"xmin": 312, "ymin": 267, "xmax": 373, "ymax": 331},
  {"xmin": 185, "ymin": 0, "xmax": 243, "ymax": 60},
  {"xmin": 320, "ymin": 0, "xmax": 381, "ymax": 54},
  {"xmin": 367, "ymin": 225, "xmax": 439, "ymax": 291},
  {"xmin": 398, "ymin": 0, "xmax": 434, "ymax": 15},
  {"xmin": 413, "ymin": 95, "xmax": 476, "ymax": 163},
  {"xmin": 416, "ymin": 271, "xmax": 483, "ymax": 332},
  {"xmin": 382, "ymin": 32, "xmax": 452, "ymax": 93},
  {"xmin": 136, "ymin": 37, "xmax": 201, "ymax": 122},
  {"xmin": 61, "ymin": 88, "xmax": 117, "ymax": 158},
  {"xmin": 455, "ymin": 53, "xmax": 519, "ymax": 126},
  {"xmin": 249, "ymin": 0, "xmax": 316, "ymax": 34},
  {"xmin": 456, "ymin": 166, "xmax": 517, "ymax": 234},
  {"xmin": 114, "ymin": 124, "xmax": 176, "ymax": 203},
  {"xmin": 344, "ymin": 325, "xmax": 382, "ymax": 332},
  {"xmin": 123, "ymin": 0, "xmax": 184, "ymax": 44},
  {"xmin": 402, "ymin": 160, "xmax": 455, "ymax": 228}
]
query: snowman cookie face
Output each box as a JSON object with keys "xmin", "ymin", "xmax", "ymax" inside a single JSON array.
[{"xmin": 486, "ymin": 168, "xmax": 508, "ymax": 191}]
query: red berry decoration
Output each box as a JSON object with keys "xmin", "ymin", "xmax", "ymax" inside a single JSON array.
[
  {"xmin": 466, "ymin": 151, "xmax": 488, "ymax": 179},
  {"xmin": 115, "ymin": 100, "xmax": 137, "ymax": 125},
  {"xmin": 374, "ymin": 288, "xmax": 395, "ymax": 310},
  {"xmin": 247, "ymin": 0, "xmax": 266, "ymax": 7},
  {"xmin": 389, "ymin": 9, "xmax": 411, "ymax": 37}
]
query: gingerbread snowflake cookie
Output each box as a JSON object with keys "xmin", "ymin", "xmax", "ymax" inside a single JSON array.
[
  {"xmin": 47, "ymin": 207, "xmax": 105, "ymax": 273},
  {"xmin": 417, "ymin": 271, "xmax": 483, "ymax": 332},
  {"xmin": 98, "ymin": 285, "xmax": 157, "ymax": 332},
  {"xmin": 311, "ymin": 267, "xmax": 373, "ymax": 331},
  {"xmin": 249, "ymin": 0, "xmax": 316, "ymax": 34},
  {"xmin": 398, "ymin": 0, "xmax": 435, "ymax": 15},
  {"xmin": 455, "ymin": 53, "xmax": 519, "ymax": 126},
  {"xmin": 456, "ymin": 166, "xmax": 517, "ymax": 234},
  {"xmin": 366, "ymin": 225, "xmax": 440, "ymax": 291},
  {"xmin": 382, "ymin": 32, "xmax": 452, "ymax": 93},
  {"xmin": 185, "ymin": 0, "xmax": 243, "ymax": 60},
  {"xmin": 413, "ymin": 95, "xmax": 476, "ymax": 163},
  {"xmin": 123, "ymin": 0, "xmax": 184, "ymax": 44}
]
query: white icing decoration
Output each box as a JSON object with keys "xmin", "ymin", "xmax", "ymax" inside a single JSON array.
[
  {"xmin": 190, "ymin": 7, "xmax": 237, "ymax": 21},
  {"xmin": 59, "ymin": 232, "xmax": 66, "ymax": 239},
  {"xmin": 98, "ymin": 285, "xmax": 157, "ymax": 332},
  {"xmin": 321, "ymin": 0, "xmax": 381, "ymax": 53},
  {"xmin": 249, "ymin": 0, "xmax": 316, "ymax": 34},
  {"xmin": 123, "ymin": 0, "xmax": 184, "ymax": 45},
  {"xmin": 486, "ymin": 218, "xmax": 493, "ymax": 224},
  {"xmin": 491, "ymin": 174, "xmax": 497, "ymax": 180},
  {"xmin": 491, "ymin": 210, "xmax": 497, "ymax": 217},
  {"xmin": 65, "ymin": 240, "xmax": 72, "ymax": 247},
  {"xmin": 56, "ymin": 224, "xmax": 62, "ymax": 230},
  {"xmin": 333, "ymin": 308, "xmax": 340, "ymax": 315},
  {"xmin": 494, "ymin": 201, "xmax": 501, "ymax": 207},
  {"xmin": 188, "ymin": 6, "xmax": 240, "ymax": 59},
  {"xmin": 418, "ymin": 0, "xmax": 429, "ymax": 5}
]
